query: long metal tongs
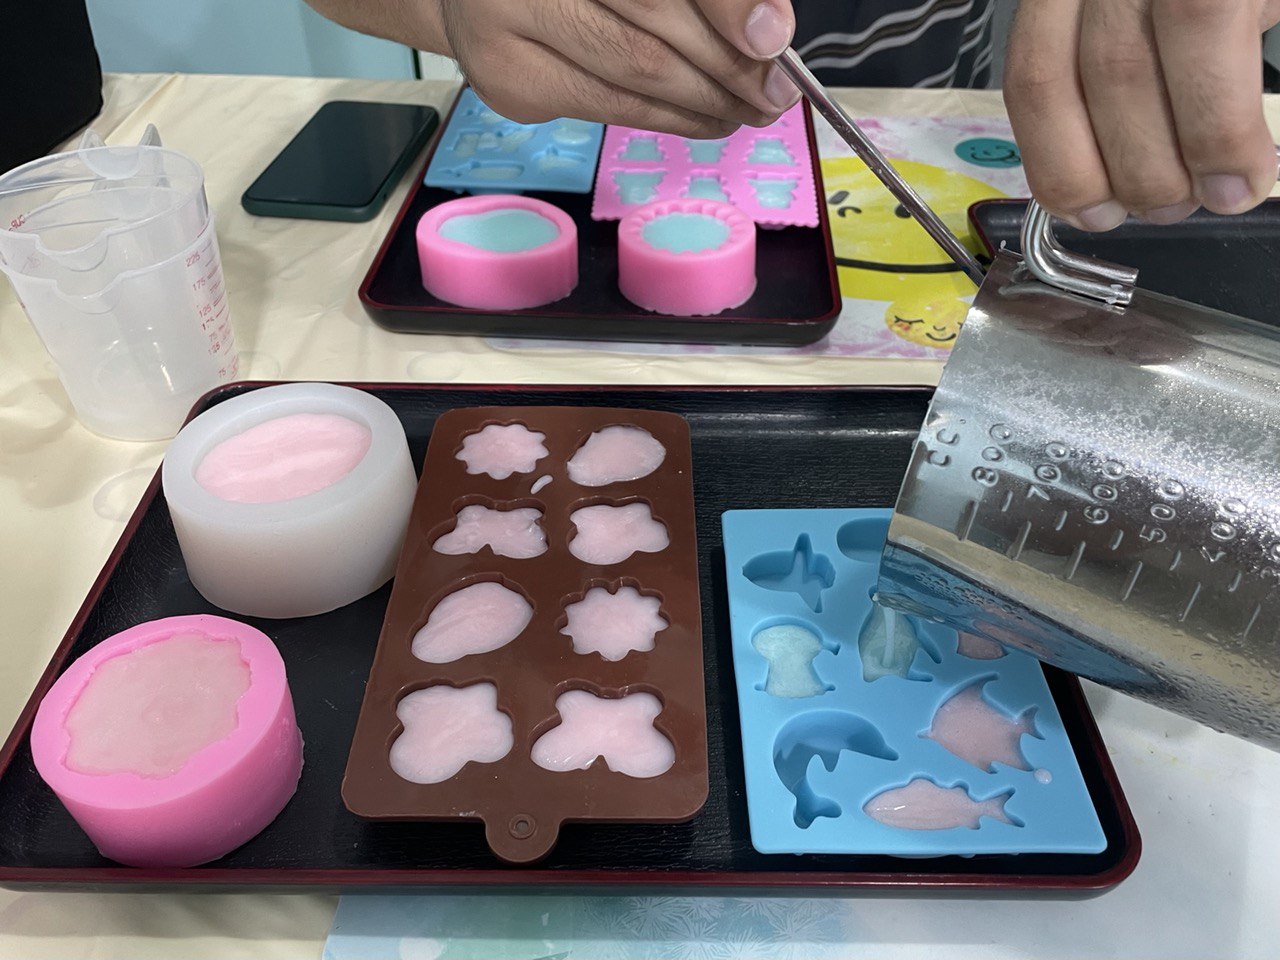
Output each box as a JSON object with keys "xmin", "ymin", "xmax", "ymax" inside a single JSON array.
[{"xmin": 773, "ymin": 48, "xmax": 1138, "ymax": 306}]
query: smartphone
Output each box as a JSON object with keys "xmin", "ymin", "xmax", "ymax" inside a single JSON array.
[{"xmin": 242, "ymin": 101, "xmax": 439, "ymax": 222}]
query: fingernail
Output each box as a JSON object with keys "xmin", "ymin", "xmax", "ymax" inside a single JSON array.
[
  {"xmin": 1139, "ymin": 200, "xmax": 1199, "ymax": 225},
  {"xmin": 1075, "ymin": 200, "xmax": 1128, "ymax": 232},
  {"xmin": 1197, "ymin": 174, "xmax": 1253, "ymax": 213},
  {"xmin": 763, "ymin": 63, "xmax": 800, "ymax": 111},
  {"xmin": 745, "ymin": 2, "xmax": 792, "ymax": 59}
]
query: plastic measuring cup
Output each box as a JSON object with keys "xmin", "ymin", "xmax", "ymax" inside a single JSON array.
[{"xmin": 0, "ymin": 127, "xmax": 238, "ymax": 441}]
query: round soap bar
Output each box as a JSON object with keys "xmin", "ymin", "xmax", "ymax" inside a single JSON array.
[
  {"xmin": 30, "ymin": 615, "xmax": 303, "ymax": 868},
  {"xmin": 163, "ymin": 383, "xmax": 417, "ymax": 618},
  {"xmin": 617, "ymin": 198, "xmax": 756, "ymax": 316},
  {"xmin": 416, "ymin": 195, "xmax": 578, "ymax": 310}
]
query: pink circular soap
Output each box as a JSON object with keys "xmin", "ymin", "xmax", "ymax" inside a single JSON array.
[
  {"xmin": 30, "ymin": 615, "xmax": 303, "ymax": 868},
  {"xmin": 416, "ymin": 194, "xmax": 578, "ymax": 310},
  {"xmin": 617, "ymin": 198, "xmax": 756, "ymax": 316}
]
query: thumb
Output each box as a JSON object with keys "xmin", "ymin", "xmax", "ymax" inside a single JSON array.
[{"xmin": 696, "ymin": 0, "xmax": 795, "ymax": 60}]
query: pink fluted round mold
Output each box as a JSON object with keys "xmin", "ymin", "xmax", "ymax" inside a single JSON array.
[
  {"xmin": 415, "ymin": 194, "xmax": 578, "ymax": 310},
  {"xmin": 617, "ymin": 199, "xmax": 756, "ymax": 316},
  {"xmin": 30, "ymin": 615, "xmax": 303, "ymax": 868}
]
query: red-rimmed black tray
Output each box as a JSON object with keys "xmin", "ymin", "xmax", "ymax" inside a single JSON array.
[
  {"xmin": 358, "ymin": 91, "xmax": 841, "ymax": 346},
  {"xmin": 0, "ymin": 384, "xmax": 1139, "ymax": 894}
]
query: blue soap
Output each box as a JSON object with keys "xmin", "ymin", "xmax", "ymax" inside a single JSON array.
[
  {"xmin": 641, "ymin": 213, "xmax": 729, "ymax": 254},
  {"xmin": 721, "ymin": 507, "xmax": 1107, "ymax": 857},
  {"xmin": 438, "ymin": 209, "xmax": 560, "ymax": 252},
  {"xmin": 425, "ymin": 88, "xmax": 605, "ymax": 195}
]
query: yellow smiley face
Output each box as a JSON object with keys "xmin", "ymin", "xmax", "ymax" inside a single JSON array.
[
  {"xmin": 885, "ymin": 296, "xmax": 969, "ymax": 349},
  {"xmin": 821, "ymin": 157, "xmax": 1005, "ymax": 304}
]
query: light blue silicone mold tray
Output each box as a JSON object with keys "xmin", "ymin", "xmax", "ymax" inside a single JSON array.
[
  {"xmin": 423, "ymin": 88, "xmax": 605, "ymax": 195},
  {"xmin": 721, "ymin": 508, "xmax": 1107, "ymax": 857}
]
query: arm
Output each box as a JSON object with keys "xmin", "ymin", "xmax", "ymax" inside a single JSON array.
[{"xmin": 302, "ymin": 0, "xmax": 801, "ymax": 137}]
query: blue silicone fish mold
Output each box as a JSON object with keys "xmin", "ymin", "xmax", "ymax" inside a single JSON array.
[
  {"xmin": 424, "ymin": 88, "xmax": 605, "ymax": 195},
  {"xmin": 721, "ymin": 508, "xmax": 1107, "ymax": 857}
]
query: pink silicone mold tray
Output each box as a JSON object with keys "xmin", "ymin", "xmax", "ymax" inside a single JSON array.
[{"xmin": 591, "ymin": 104, "xmax": 818, "ymax": 227}]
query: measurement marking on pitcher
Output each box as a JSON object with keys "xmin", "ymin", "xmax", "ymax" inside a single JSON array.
[
  {"xmin": 1007, "ymin": 521, "xmax": 1032, "ymax": 561},
  {"xmin": 1169, "ymin": 550, "xmax": 1183, "ymax": 572},
  {"xmin": 956, "ymin": 499, "xmax": 979, "ymax": 543},
  {"xmin": 1228, "ymin": 571, "xmax": 1243, "ymax": 593},
  {"xmin": 1055, "ymin": 510, "xmax": 1069, "ymax": 532},
  {"xmin": 1240, "ymin": 603, "xmax": 1262, "ymax": 641},
  {"xmin": 1000, "ymin": 491, "xmax": 1013, "ymax": 513},
  {"xmin": 1065, "ymin": 542, "xmax": 1086, "ymax": 580},
  {"xmin": 1121, "ymin": 561, "xmax": 1143, "ymax": 601},
  {"xmin": 1109, "ymin": 530, "xmax": 1125, "ymax": 551},
  {"xmin": 1179, "ymin": 582, "xmax": 1203, "ymax": 622}
]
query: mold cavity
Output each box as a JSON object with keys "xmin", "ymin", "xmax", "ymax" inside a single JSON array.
[
  {"xmin": 390, "ymin": 682, "xmax": 513, "ymax": 784},
  {"xmin": 411, "ymin": 580, "xmax": 533, "ymax": 663},
  {"xmin": 491, "ymin": 128, "xmax": 534, "ymax": 153},
  {"xmin": 864, "ymin": 778, "xmax": 1020, "ymax": 831},
  {"xmin": 642, "ymin": 212, "xmax": 730, "ymax": 254},
  {"xmin": 433, "ymin": 502, "xmax": 548, "ymax": 559},
  {"xmin": 456, "ymin": 422, "xmax": 549, "ymax": 479},
  {"xmin": 621, "ymin": 136, "xmax": 664, "ymax": 161},
  {"xmin": 684, "ymin": 175, "xmax": 728, "ymax": 201},
  {"xmin": 468, "ymin": 106, "xmax": 506, "ymax": 125},
  {"xmin": 956, "ymin": 630, "xmax": 1007, "ymax": 660},
  {"xmin": 567, "ymin": 424, "xmax": 666, "ymax": 486},
  {"xmin": 64, "ymin": 634, "xmax": 249, "ymax": 778},
  {"xmin": 561, "ymin": 583, "xmax": 667, "ymax": 661},
  {"xmin": 858, "ymin": 600, "xmax": 939, "ymax": 681},
  {"xmin": 748, "ymin": 177, "xmax": 797, "ymax": 208},
  {"xmin": 439, "ymin": 209, "xmax": 559, "ymax": 253},
  {"xmin": 195, "ymin": 413, "xmax": 371, "ymax": 504},
  {"xmin": 450, "ymin": 161, "xmax": 526, "ymax": 181},
  {"xmin": 752, "ymin": 623, "xmax": 832, "ymax": 698},
  {"xmin": 773, "ymin": 711, "xmax": 897, "ymax": 828},
  {"xmin": 454, "ymin": 132, "xmax": 480, "ymax": 158},
  {"xmin": 552, "ymin": 119, "xmax": 595, "ymax": 145},
  {"xmin": 613, "ymin": 171, "xmax": 664, "ymax": 205},
  {"xmin": 568, "ymin": 502, "xmax": 669, "ymax": 564},
  {"xmin": 742, "ymin": 534, "xmax": 835, "ymax": 613},
  {"xmin": 531, "ymin": 474, "xmax": 553, "ymax": 494},
  {"xmin": 748, "ymin": 137, "xmax": 795, "ymax": 165},
  {"xmin": 836, "ymin": 516, "xmax": 890, "ymax": 563},
  {"xmin": 531, "ymin": 689, "xmax": 674, "ymax": 778},
  {"xmin": 537, "ymin": 148, "xmax": 583, "ymax": 174},
  {"xmin": 921, "ymin": 678, "xmax": 1037, "ymax": 772},
  {"xmin": 685, "ymin": 139, "xmax": 727, "ymax": 163}
]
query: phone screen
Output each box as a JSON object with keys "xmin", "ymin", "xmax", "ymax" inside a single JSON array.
[{"xmin": 243, "ymin": 101, "xmax": 438, "ymax": 215}]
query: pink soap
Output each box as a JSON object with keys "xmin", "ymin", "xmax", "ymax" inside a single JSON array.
[
  {"xmin": 457, "ymin": 423, "xmax": 548, "ymax": 480},
  {"xmin": 30, "ymin": 615, "xmax": 303, "ymax": 868},
  {"xmin": 412, "ymin": 581, "xmax": 533, "ymax": 663},
  {"xmin": 194, "ymin": 412, "xmax": 371, "ymax": 504},
  {"xmin": 390, "ymin": 683, "xmax": 513, "ymax": 784},
  {"xmin": 433, "ymin": 503, "xmax": 548, "ymax": 559},
  {"xmin": 567, "ymin": 425, "xmax": 666, "ymax": 487},
  {"xmin": 531, "ymin": 690, "xmax": 674, "ymax": 778},
  {"xmin": 568, "ymin": 502, "xmax": 669, "ymax": 565},
  {"xmin": 864, "ymin": 778, "xmax": 1015, "ymax": 831},
  {"xmin": 561, "ymin": 585, "xmax": 668, "ymax": 661},
  {"xmin": 415, "ymin": 194, "xmax": 578, "ymax": 310},
  {"xmin": 922, "ymin": 681, "xmax": 1035, "ymax": 772},
  {"xmin": 617, "ymin": 199, "xmax": 756, "ymax": 316}
]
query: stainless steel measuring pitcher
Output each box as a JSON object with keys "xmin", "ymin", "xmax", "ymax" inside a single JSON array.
[{"xmin": 773, "ymin": 48, "xmax": 1280, "ymax": 749}]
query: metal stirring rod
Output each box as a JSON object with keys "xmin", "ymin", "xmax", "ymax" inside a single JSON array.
[{"xmin": 774, "ymin": 47, "xmax": 987, "ymax": 287}]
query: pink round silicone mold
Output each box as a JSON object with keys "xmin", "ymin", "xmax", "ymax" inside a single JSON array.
[
  {"xmin": 30, "ymin": 615, "xmax": 303, "ymax": 868},
  {"xmin": 415, "ymin": 194, "xmax": 578, "ymax": 310},
  {"xmin": 617, "ymin": 198, "xmax": 756, "ymax": 316}
]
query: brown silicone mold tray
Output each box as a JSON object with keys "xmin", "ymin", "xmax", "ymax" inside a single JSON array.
[{"xmin": 342, "ymin": 406, "xmax": 707, "ymax": 863}]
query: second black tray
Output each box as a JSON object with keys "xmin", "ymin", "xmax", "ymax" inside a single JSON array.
[{"xmin": 359, "ymin": 91, "xmax": 841, "ymax": 346}]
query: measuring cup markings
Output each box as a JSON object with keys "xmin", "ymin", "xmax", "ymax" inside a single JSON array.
[
  {"xmin": 935, "ymin": 428, "xmax": 960, "ymax": 445},
  {"xmin": 1034, "ymin": 464, "xmax": 1061, "ymax": 483},
  {"xmin": 989, "ymin": 423, "xmax": 1013, "ymax": 442},
  {"xmin": 1150, "ymin": 503, "xmax": 1177, "ymax": 522}
]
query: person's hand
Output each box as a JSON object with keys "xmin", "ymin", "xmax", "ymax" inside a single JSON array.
[
  {"xmin": 426, "ymin": 0, "xmax": 801, "ymax": 137},
  {"xmin": 1004, "ymin": 0, "xmax": 1280, "ymax": 230}
]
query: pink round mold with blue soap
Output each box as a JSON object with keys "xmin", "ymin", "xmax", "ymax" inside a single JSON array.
[
  {"xmin": 30, "ymin": 615, "xmax": 303, "ymax": 868},
  {"xmin": 617, "ymin": 198, "xmax": 756, "ymax": 316},
  {"xmin": 416, "ymin": 195, "xmax": 578, "ymax": 310}
]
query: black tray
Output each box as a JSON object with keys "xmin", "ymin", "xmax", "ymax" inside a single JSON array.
[
  {"xmin": 971, "ymin": 198, "xmax": 1280, "ymax": 327},
  {"xmin": 0, "ymin": 385, "xmax": 1139, "ymax": 894},
  {"xmin": 359, "ymin": 92, "xmax": 841, "ymax": 346}
]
